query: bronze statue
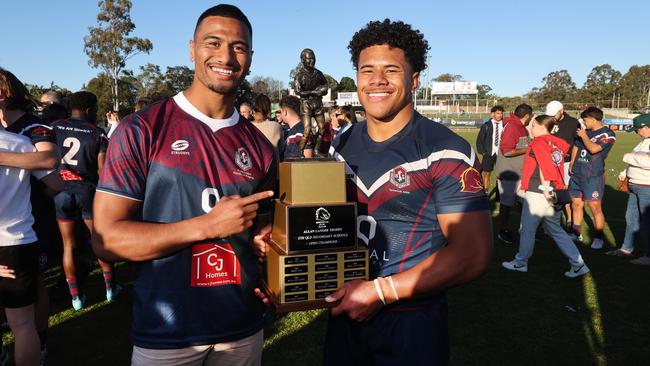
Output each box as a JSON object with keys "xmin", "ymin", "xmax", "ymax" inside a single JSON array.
[{"xmin": 294, "ymin": 48, "xmax": 328, "ymax": 156}]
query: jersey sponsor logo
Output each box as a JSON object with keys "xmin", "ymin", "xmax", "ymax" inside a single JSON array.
[
  {"xmin": 357, "ymin": 215, "xmax": 376, "ymax": 246},
  {"xmin": 171, "ymin": 140, "xmax": 190, "ymax": 155},
  {"xmin": 191, "ymin": 243, "xmax": 241, "ymax": 287},
  {"xmin": 389, "ymin": 166, "xmax": 410, "ymax": 189},
  {"xmin": 59, "ymin": 169, "xmax": 83, "ymax": 181},
  {"xmin": 460, "ymin": 167, "xmax": 484, "ymax": 193},
  {"xmin": 235, "ymin": 147, "xmax": 252, "ymax": 171}
]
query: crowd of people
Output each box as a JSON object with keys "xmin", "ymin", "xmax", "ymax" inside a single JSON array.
[
  {"xmin": 0, "ymin": 3, "xmax": 648, "ymax": 366},
  {"xmin": 475, "ymin": 102, "xmax": 650, "ymax": 275}
]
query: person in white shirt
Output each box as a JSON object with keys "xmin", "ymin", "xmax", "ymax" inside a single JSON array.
[
  {"xmin": 0, "ymin": 130, "xmax": 61, "ymax": 366},
  {"xmin": 606, "ymin": 114, "xmax": 650, "ymax": 264}
]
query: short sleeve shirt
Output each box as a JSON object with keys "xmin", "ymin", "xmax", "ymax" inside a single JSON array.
[
  {"xmin": 330, "ymin": 113, "xmax": 489, "ymax": 278},
  {"xmin": 282, "ymin": 122, "xmax": 313, "ymax": 161},
  {"xmin": 97, "ymin": 92, "xmax": 278, "ymax": 348},
  {"xmin": 573, "ymin": 126, "xmax": 616, "ymax": 177}
]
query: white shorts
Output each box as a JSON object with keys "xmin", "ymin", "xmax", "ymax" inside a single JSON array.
[{"xmin": 131, "ymin": 329, "xmax": 263, "ymax": 366}]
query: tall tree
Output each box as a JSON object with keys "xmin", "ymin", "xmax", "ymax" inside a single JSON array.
[
  {"xmin": 250, "ymin": 76, "xmax": 284, "ymax": 100},
  {"xmin": 582, "ymin": 64, "xmax": 621, "ymax": 104},
  {"xmin": 338, "ymin": 76, "xmax": 357, "ymax": 92},
  {"xmin": 477, "ymin": 84, "xmax": 493, "ymax": 99},
  {"xmin": 84, "ymin": 0, "xmax": 152, "ymax": 112},
  {"xmin": 618, "ymin": 65, "xmax": 650, "ymax": 110},
  {"xmin": 537, "ymin": 70, "xmax": 577, "ymax": 102},
  {"xmin": 84, "ymin": 73, "xmax": 137, "ymax": 124},
  {"xmin": 132, "ymin": 63, "xmax": 166, "ymax": 98},
  {"xmin": 323, "ymin": 74, "xmax": 339, "ymax": 100},
  {"xmin": 164, "ymin": 66, "xmax": 194, "ymax": 94},
  {"xmin": 236, "ymin": 79, "xmax": 255, "ymax": 106}
]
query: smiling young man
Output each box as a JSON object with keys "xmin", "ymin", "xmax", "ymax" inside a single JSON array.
[
  {"xmin": 92, "ymin": 5, "xmax": 276, "ymax": 366},
  {"xmin": 323, "ymin": 19, "xmax": 492, "ymax": 365}
]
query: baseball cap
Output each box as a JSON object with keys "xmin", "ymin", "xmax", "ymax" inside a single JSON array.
[
  {"xmin": 545, "ymin": 101, "xmax": 563, "ymax": 116},
  {"xmin": 630, "ymin": 113, "xmax": 650, "ymax": 132}
]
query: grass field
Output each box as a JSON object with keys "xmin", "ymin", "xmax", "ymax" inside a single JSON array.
[{"xmin": 3, "ymin": 130, "xmax": 648, "ymax": 366}]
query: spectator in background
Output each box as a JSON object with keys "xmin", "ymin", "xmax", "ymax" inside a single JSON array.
[
  {"xmin": 476, "ymin": 105, "xmax": 505, "ymax": 194},
  {"xmin": 278, "ymin": 95, "xmax": 313, "ymax": 160},
  {"xmin": 546, "ymin": 100, "xmax": 581, "ymax": 230},
  {"xmin": 41, "ymin": 103, "xmax": 69, "ymax": 124},
  {"xmin": 568, "ymin": 107, "xmax": 616, "ymax": 249},
  {"xmin": 39, "ymin": 91, "xmax": 63, "ymax": 106},
  {"xmin": 494, "ymin": 104, "xmax": 533, "ymax": 244},
  {"xmin": 606, "ymin": 114, "xmax": 650, "ymax": 264},
  {"xmin": 251, "ymin": 94, "xmax": 284, "ymax": 159},
  {"xmin": 239, "ymin": 101, "xmax": 253, "ymax": 121},
  {"xmin": 105, "ymin": 111, "xmax": 120, "ymax": 139},
  {"xmin": 502, "ymin": 115, "xmax": 589, "ymax": 277}
]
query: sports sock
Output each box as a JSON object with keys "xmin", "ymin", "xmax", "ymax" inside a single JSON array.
[
  {"xmin": 103, "ymin": 271, "xmax": 114, "ymax": 291},
  {"xmin": 572, "ymin": 224, "xmax": 582, "ymax": 236},
  {"xmin": 66, "ymin": 277, "xmax": 79, "ymax": 298},
  {"xmin": 595, "ymin": 230, "xmax": 604, "ymax": 239}
]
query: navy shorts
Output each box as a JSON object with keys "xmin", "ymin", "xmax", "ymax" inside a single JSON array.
[
  {"xmin": 323, "ymin": 296, "xmax": 449, "ymax": 366},
  {"xmin": 54, "ymin": 183, "xmax": 96, "ymax": 221},
  {"xmin": 0, "ymin": 243, "xmax": 38, "ymax": 308},
  {"xmin": 569, "ymin": 175, "xmax": 605, "ymax": 201},
  {"xmin": 481, "ymin": 154, "xmax": 497, "ymax": 172}
]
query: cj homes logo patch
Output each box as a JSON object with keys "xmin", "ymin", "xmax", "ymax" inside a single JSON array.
[
  {"xmin": 235, "ymin": 147, "xmax": 252, "ymax": 171},
  {"xmin": 390, "ymin": 166, "xmax": 410, "ymax": 189}
]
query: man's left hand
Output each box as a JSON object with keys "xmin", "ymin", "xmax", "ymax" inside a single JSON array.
[
  {"xmin": 576, "ymin": 127, "xmax": 588, "ymax": 139},
  {"xmin": 325, "ymin": 279, "xmax": 384, "ymax": 322},
  {"xmin": 252, "ymin": 223, "xmax": 272, "ymax": 262}
]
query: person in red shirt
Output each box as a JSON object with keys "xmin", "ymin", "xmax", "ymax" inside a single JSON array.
[{"xmin": 494, "ymin": 104, "xmax": 533, "ymax": 244}]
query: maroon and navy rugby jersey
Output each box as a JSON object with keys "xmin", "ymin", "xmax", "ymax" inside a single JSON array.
[
  {"xmin": 572, "ymin": 126, "xmax": 616, "ymax": 178},
  {"xmin": 282, "ymin": 122, "xmax": 313, "ymax": 160},
  {"xmin": 330, "ymin": 113, "xmax": 489, "ymax": 279},
  {"xmin": 97, "ymin": 92, "xmax": 278, "ymax": 349},
  {"xmin": 51, "ymin": 117, "xmax": 108, "ymax": 185}
]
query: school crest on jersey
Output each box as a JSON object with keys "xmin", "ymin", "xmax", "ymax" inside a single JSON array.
[
  {"xmin": 390, "ymin": 166, "xmax": 410, "ymax": 189},
  {"xmin": 460, "ymin": 167, "xmax": 484, "ymax": 193},
  {"xmin": 551, "ymin": 150, "xmax": 563, "ymax": 166},
  {"xmin": 235, "ymin": 147, "xmax": 252, "ymax": 171}
]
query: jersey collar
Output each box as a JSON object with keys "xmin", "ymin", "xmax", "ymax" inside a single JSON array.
[{"xmin": 173, "ymin": 92, "xmax": 240, "ymax": 132}]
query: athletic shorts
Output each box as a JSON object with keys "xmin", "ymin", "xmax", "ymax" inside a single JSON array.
[
  {"xmin": 0, "ymin": 243, "xmax": 38, "ymax": 308},
  {"xmin": 497, "ymin": 179, "xmax": 523, "ymax": 207},
  {"xmin": 481, "ymin": 154, "xmax": 497, "ymax": 172},
  {"xmin": 323, "ymin": 296, "xmax": 449, "ymax": 366},
  {"xmin": 569, "ymin": 175, "xmax": 605, "ymax": 201},
  {"xmin": 54, "ymin": 183, "xmax": 96, "ymax": 221}
]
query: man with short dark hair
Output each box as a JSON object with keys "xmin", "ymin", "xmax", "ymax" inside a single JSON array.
[
  {"xmin": 92, "ymin": 5, "xmax": 277, "ymax": 365},
  {"xmin": 51, "ymin": 91, "xmax": 116, "ymax": 311},
  {"xmin": 278, "ymin": 95, "xmax": 313, "ymax": 160},
  {"xmin": 322, "ymin": 19, "xmax": 491, "ymax": 365},
  {"xmin": 494, "ymin": 104, "xmax": 534, "ymax": 244},
  {"xmin": 569, "ymin": 106, "xmax": 616, "ymax": 249},
  {"xmin": 476, "ymin": 105, "xmax": 505, "ymax": 194}
]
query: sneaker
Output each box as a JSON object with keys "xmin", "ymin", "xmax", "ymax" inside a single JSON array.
[
  {"xmin": 106, "ymin": 284, "xmax": 123, "ymax": 302},
  {"xmin": 569, "ymin": 232, "xmax": 583, "ymax": 242},
  {"xmin": 630, "ymin": 256, "xmax": 650, "ymax": 266},
  {"xmin": 590, "ymin": 238, "xmax": 604, "ymax": 250},
  {"xmin": 502, "ymin": 260, "xmax": 528, "ymax": 272},
  {"xmin": 498, "ymin": 229, "xmax": 514, "ymax": 244},
  {"xmin": 564, "ymin": 264, "xmax": 590, "ymax": 278},
  {"xmin": 605, "ymin": 248, "xmax": 633, "ymax": 257},
  {"xmin": 71, "ymin": 295, "xmax": 85, "ymax": 311}
]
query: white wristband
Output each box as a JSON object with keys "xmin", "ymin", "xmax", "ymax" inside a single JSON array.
[
  {"xmin": 387, "ymin": 276, "xmax": 399, "ymax": 301},
  {"xmin": 538, "ymin": 185, "xmax": 554, "ymax": 192},
  {"xmin": 373, "ymin": 278, "xmax": 386, "ymax": 305}
]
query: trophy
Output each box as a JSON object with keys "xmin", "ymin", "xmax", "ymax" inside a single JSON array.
[{"xmin": 263, "ymin": 159, "xmax": 368, "ymax": 312}]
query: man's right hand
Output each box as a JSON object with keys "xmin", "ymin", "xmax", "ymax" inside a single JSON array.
[{"xmin": 201, "ymin": 191, "xmax": 274, "ymax": 240}]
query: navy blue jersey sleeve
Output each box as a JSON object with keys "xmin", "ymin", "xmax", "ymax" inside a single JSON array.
[
  {"xmin": 429, "ymin": 145, "xmax": 489, "ymax": 215},
  {"xmin": 97, "ymin": 114, "xmax": 150, "ymax": 201},
  {"xmin": 595, "ymin": 129, "xmax": 616, "ymax": 152}
]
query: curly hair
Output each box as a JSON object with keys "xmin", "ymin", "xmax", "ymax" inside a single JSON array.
[{"xmin": 348, "ymin": 19, "xmax": 429, "ymax": 72}]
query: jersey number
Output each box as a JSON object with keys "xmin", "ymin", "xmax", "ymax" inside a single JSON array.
[
  {"xmin": 201, "ymin": 188, "xmax": 221, "ymax": 213},
  {"xmin": 61, "ymin": 137, "xmax": 81, "ymax": 166}
]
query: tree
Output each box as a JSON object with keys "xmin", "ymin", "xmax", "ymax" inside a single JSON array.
[
  {"xmin": 477, "ymin": 84, "xmax": 493, "ymax": 99},
  {"xmin": 434, "ymin": 73, "xmax": 463, "ymax": 82},
  {"xmin": 84, "ymin": 73, "xmax": 137, "ymax": 124},
  {"xmin": 581, "ymin": 64, "xmax": 621, "ymax": 105},
  {"xmin": 618, "ymin": 65, "xmax": 650, "ymax": 110},
  {"xmin": 131, "ymin": 63, "xmax": 167, "ymax": 98},
  {"xmin": 536, "ymin": 70, "xmax": 577, "ymax": 102},
  {"xmin": 249, "ymin": 76, "xmax": 284, "ymax": 100},
  {"xmin": 289, "ymin": 62, "xmax": 301, "ymax": 88},
  {"xmin": 323, "ymin": 74, "xmax": 339, "ymax": 100},
  {"xmin": 338, "ymin": 76, "xmax": 356, "ymax": 92},
  {"xmin": 25, "ymin": 82, "xmax": 73, "ymax": 100},
  {"xmin": 236, "ymin": 79, "xmax": 254, "ymax": 106},
  {"xmin": 164, "ymin": 66, "xmax": 194, "ymax": 94},
  {"xmin": 84, "ymin": 0, "xmax": 153, "ymax": 112}
]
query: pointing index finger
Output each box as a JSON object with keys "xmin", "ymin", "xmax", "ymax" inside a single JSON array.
[{"xmin": 241, "ymin": 191, "xmax": 274, "ymax": 205}]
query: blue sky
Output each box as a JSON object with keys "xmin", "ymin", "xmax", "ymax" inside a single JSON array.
[{"xmin": 2, "ymin": 0, "xmax": 648, "ymax": 96}]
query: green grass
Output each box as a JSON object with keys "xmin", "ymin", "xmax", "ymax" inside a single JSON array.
[{"xmin": 3, "ymin": 131, "xmax": 648, "ymax": 365}]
